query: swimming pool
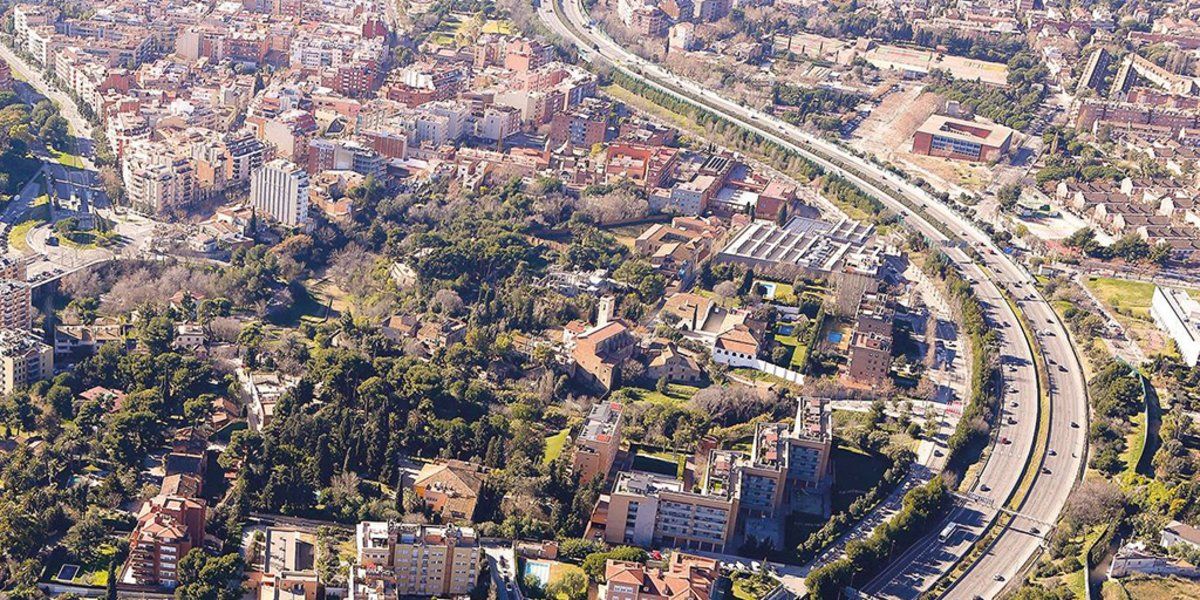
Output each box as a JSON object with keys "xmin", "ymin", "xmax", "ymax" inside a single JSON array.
[
  {"xmin": 777, "ymin": 324, "xmax": 795, "ymax": 336},
  {"xmin": 523, "ymin": 560, "xmax": 551, "ymax": 586},
  {"xmin": 827, "ymin": 331, "xmax": 843, "ymax": 343}
]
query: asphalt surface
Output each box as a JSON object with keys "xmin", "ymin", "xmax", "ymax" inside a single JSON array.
[{"xmin": 538, "ymin": 4, "xmax": 1088, "ymax": 598}]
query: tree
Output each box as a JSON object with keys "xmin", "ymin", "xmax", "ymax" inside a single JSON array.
[
  {"xmin": 64, "ymin": 508, "xmax": 110, "ymax": 563},
  {"xmin": 523, "ymin": 574, "xmax": 546, "ymax": 599},
  {"xmin": 996, "ymin": 183, "xmax": 1021, "ymax": 211},
  {"xmin": 713, "ymin": 280, "xmax": 739, "ymax": 305},
  {"xmin": 547, "ymin": 569, "xmax": 588, "ymax": 600},
  {"xmin": 175, "ymin": 549, "xmax": 243, "ymax": 600},
  {"xmin": 1150, "ymin": 241, "xmax": 1172, "ymax": 266},
  {"xmin": 581, "ymin": 547, "xmax": 647, "ymax": 582},
  {"xmin": 1064, "ymin": 227, "xmax": 1102, "ymax": 257}
]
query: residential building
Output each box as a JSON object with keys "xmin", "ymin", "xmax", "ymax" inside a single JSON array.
[
  {"xmin": 350, "ymin": 522, "xmax": 480, "ymax": 599},
  {"xmin": 0, "ymin": 328, "xmax": 53, "ymax": 395},
  {"xmin": 572, "ymin": 401, "xmax": 624, "ymax": 483},
  {"xmin": 847, "ymin": 293, "xmax": 894, "ymax": 385},
  {"xmin": 912, "ymin": 114, "xmax": 1013, "ymax": 162},
  {"xmin": 646, "ymin": 342, "xmax": 704, "ymax": 384},
  {"xmin": 122, "ymin": 140, "xmax": 197, "ymax": 214},
  {"xmin": 1151, "ymin": 286, "xmax": 1200, "ymax": 366},
  {"xmin": 474, "ymin": 105, "xmax": 521, "ymax": 142},
  {"xmin": 251, "ymin": 159, "xmax": 310, "ymax": 227},
  {"xmin": 126, "ymin": 495, "xmax": 207, "ymax": 588},
  {"xmin": 751, "ymin": 398, "xmax": 833, "ymax": 492},
  {"xmin": 0, "ymin": 280, "xmax": 32, "ymax": 331},
  {"xmin": 256, "ymin": 528, "xmax": 324, "ymax": 600},
  {"xmin": 413, "ymin": 460, "xmax": 484, "ymax": 522},
  {"xmin": 604, "ymin": 470, "xmax": 738, "ymax": 552},
  {"xmin": 601, "ymin": 554, "xmax": 721, "ymax": 600}
]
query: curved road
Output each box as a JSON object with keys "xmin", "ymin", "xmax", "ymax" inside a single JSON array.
[{"xmin": 539, "ymin": 4, "xmax": 1088, "ymax": 598}]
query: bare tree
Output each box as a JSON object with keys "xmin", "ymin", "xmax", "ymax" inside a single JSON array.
[
  {"xmin": 713, "ymin": 281, "xmax": 740, "ymax": 305},
  {"xmin": 433, "ymin": 289, "xmax": 464, "ymax": 315},
  {"xmin": 577, "ymin": 187, "xmax": 648, "ymax": 224}
]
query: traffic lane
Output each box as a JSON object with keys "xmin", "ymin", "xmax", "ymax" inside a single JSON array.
[
  {"xmin": 551, "ymin": 5, "xmax": 1085, "ymax": 593},
  {"xmin": 946, "ymin": 308, "xmax": 1087, "ymax": 596}
]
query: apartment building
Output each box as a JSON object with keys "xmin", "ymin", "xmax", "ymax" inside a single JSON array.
[
  {"xmin": 0, "ymin": 256, "xmax": 27, "ymax": 282},
  {"xmin": 605, "ymin": 470, "xmax": 739, "ymax": 552},
  {"xmin": 549, "ymin": 98, "xmax": 611, "ymax": 148},
  {"xmin": 351, "ymin": 523, "xmax": 480, "ymax": 599},
  {"xmin": 122, "ymin": 140, "xmax": 197, "ymax": 214},
  {"xmin": 0, "ymin": 280, "xmax": 32, "ymax": 331},
  {"xmin": 572, "ymin": 401, "xmax": 624, "ymax": 483},
  {"xmin": 847, "ymin": 293, "xmax": 894, "ymax": 385},
  {"xmin": 126, "ymin": 495, "xmax": 207, "ymax": 588},
  {"xmin": 308, "ymin": 138, "xmax": 386, "ymax": 179},
  {"xmin": 0, "ymin": 328, "xmax": 53, "ymax": 395},
  {"xmin": 752, "ymin": 398, "xmax": 833, "ymax": 491},
  {"xmin": 251, "ymin": 159, "xmax": 310, "ymax": 227},
  {"xmin": 1151, "ymin": 286, "xmax": 1200, "ymax": 366}
]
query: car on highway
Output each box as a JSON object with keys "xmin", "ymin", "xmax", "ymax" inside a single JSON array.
[
  {"xmin": 1048, "ymin": 449, "xmax": 1057, "ymax": 456},
  {"xmin": 1000, "ymin": 436, "xmax": 1011, "ymax": 444}
]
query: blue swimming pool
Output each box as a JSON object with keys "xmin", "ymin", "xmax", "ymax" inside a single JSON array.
[
  {"xmin": 778, "ymin": 324, "xmax": 795, "ymax": 336},
  {"xmin": 827, "ymin": 331, "xmax": 843, "ymax": 343},
  {"xmin": 523, "ymin": 561, "xmax": 551, "ymax": 586}
]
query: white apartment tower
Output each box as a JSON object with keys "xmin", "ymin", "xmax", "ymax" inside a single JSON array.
[{"xmin": 250, "ymin": 159, "xmax": 310, "ymax": 227}]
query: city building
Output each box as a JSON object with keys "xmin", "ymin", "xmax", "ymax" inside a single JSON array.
[
  {"xmin": 912, "ymin": 114, "xmax": 1013, "ymax": 162},
  {"xmin": 571, "ymin": 320, "xmax": 637, "ymax": 391},
  {"xmin": 716, "ymin": 217, "xmax": 876, "ymax": 278},
  {"xmin": 126, "ymin": 495, "xmax": 207, "ymax": 588},
  {"xmin": 751, "ymin": 398, "xmax": 833, "ymax": 492},
  {"xmin": 1151, "ymin": 286, "xmax": 1200, "ymax": 366},
  {"xmin": 255, "ymin": 528, "xmax": 324, "ymax": 600},
  {"xmin": 847, "ymin": 293, "xmax": 895, "ymax": 385},
  {"xmin": 251, "ymin": 159, "xmax": 310, "ymax": 227},
  {"xmin": 572, "ymin": 401, "xmax": 624, "ymax": 483},
  {"xmin": 0, "ymin": 328, "xmax": 53, "ymax": 395},
  {"xmin": 601, "ymin": 554, "xmax": 721, "ymax": 600},
  {"xmin": 350, "ymin": 522, "xmax": 480, "ymax": 599},
  {"xmin": 413, "ymin": 460, "xmax": 484, "ymax": 522},
  {"xmin": 0, "ymin": 280, "xmax": 32, "ymax": 331},
  {"xmin": 122, "ymin": 141, "xmax": 197, "ymax": 215},
  {"xmin": 604, "ymin": 470, "xmax": 738, "ymax": 552}
]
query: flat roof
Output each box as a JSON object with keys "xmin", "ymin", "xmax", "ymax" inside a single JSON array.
[{"xmin": 916, "ymin": 114, "xmax": 1013, "ymax": 148}]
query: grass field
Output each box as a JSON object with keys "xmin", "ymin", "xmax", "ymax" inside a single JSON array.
[
  {"xmin": 543, "ymin": 427, "xmax": 570, "ymax": 465},
  {"xmin": 1085, "ymin": 277, "xmax": 1156, "ymax": 321},
  {"xmin": 1115, "ymin": 576, "xmax": 1200, "ymax": 600},
  {"xmin": 1121, "ymin": 411, "xmax": 1147, "ymax": 483},
  {"xmin": 51, "ymin": 149, "xmax": 85, "ymax": 169},
  {"xmin": 8, "ymin": 195, "xmax": 50, "ymax": 253},
  {"xmin": 773, "ymin": 326, "xmax": 809, "ymax": 371},
  {"xmin": 621, "ymin": 384, "xmax": 699, "ymax": 405}
]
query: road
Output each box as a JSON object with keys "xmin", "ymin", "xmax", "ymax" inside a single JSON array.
[
  {"xmin": 538, "ymin": 3, "xmax": 1088, "ymax": 598},
  {"xmin": 0, "ymin": 41, "xmax": 95, "ymax": 160}
]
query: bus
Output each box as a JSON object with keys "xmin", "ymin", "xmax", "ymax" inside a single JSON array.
[{"xmin": 939, "ymin": 524, "xmax": 959, "ymax": 543}]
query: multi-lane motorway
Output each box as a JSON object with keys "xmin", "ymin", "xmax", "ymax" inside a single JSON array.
[{"xmin": 537, "ymin": 3, "xmax": 1088, "ymax": 597}]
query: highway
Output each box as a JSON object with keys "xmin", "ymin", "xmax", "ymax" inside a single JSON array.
[{"xmin": 537, "ymin": 3, "xmax": 1088, "ymax": 598}]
